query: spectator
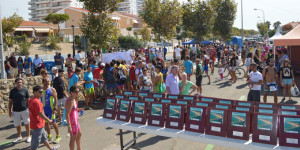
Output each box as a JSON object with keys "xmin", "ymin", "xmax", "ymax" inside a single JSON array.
[
  {"xmin": 84, "ymin": 66, "xmax": 94, "ymax": 110},
  {"xmin": 8, "ymin": 78, "xmax": 31, "ymax": 143},
  {"xmin": 5, "ymin": 56, "xmax": 10, "ymax": 78},
  {"xmin": 53, "ymin": 69, "xmax": 68, "ymax": 124},
  {"xmin": 65, "ymin": 85, "xmax": 83, "ymax": 150},
  {"xmin": 153, "ymin": 65, "xmax": 164, "ymax": 93},
  {"xmin": 166, "ymin": 65, "xmax": 180, "ymax": 95},
  {"xmin": 59, "ymin": 53, "xmax": 64, "ymax": 70},
  {"xmin": 28, "ymin": 85, "xmax": 59, "ymax": 150},
  {"xmin": 49, "ymin": 67, "xmax": 58, "ymax": 85},
  {"xmin": 129, "ymin": 62, "xmax": 136, "ymax": 90},
  {"xmin": 93, "ymin": 62, "xmax": 105, "ymax": 99},
  {"xmin": 40, "ymin": 69, "xmax": 49, "ymax": 79},
  {"xmin": 202, "ymin": 51, "xmax": 211, "ymax": 84},
  {"xmin": 114, "ymin": 60, "xmax": 127, "ymax": 94},
  {"xmin": 75, "ymin": 50, "xmax": 84, "ymax": 69},
  {"xmin": 262, "ymin": 59, "xmax": 278, "ymax": 103},
  {"xmin": 69, "ymin": 67, "xmax": 82, "ymax": 92},
  {"xmin": 280, "ymin": 59, "xmax": 295, "ymax": 104},
  {"xmin": 103, "ymin": 62, "xmax": 116, "ymax": 95},
  {"xmin": 139, "ymin": 68, "xmax": 152, "ymax": 92},
  {"xmin": 17, "ymin": 57, "xmax": 24, "ymax": 77},
  {"xmin": 246, "ymin": 63, "xmax": 263, "ymax": 102},
  {"xmin": 149, "ymin": 50, "xmax": 155, "ymax": 62},
  {"xmin": 66, "ymin": 54, "xmax": 73, "ymax": 69},
  {"xmin": 195, "ymin": 58, "xmax": 203, "ymax": 95},
  {"xmin": 8, "ymin": 52, "xmax": 18, "ymax": 78},
  {"xmin": 279, "ymin": 49, "xmax": 289, "ymax": 67},
  {"xmin": 33, "ymin": 54, "xmax": 43, "ymax": 76},
  {"xmin": 179, "ymin": 73, "xmax": 197, "ymax": 95},
  {"xmin": 183, "ymin": 56, "xmax": 193, "ymax": 81},
  {"xmin": 24, "ymin": 53, "xmax": 32, "ymax": 77},
  {"xmin": 163, "ymin": 46, "xmax": 167, "ymax": 60},
  {"xmin": 174, "ymin": 46, "xmax": 181, "ymax": 60},
  {"xmin": 54, "ymin": 51, "xmax": 62, "ymax": 70}
]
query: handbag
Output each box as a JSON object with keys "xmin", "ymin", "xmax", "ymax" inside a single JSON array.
[{"xmin": 291, "ymin": 84, "xmax": 299, "ymax": 96}]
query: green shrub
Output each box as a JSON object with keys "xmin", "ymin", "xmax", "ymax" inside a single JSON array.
[
  {"xmin": 17, "ymin": 40, "xmax": 31, "ymax": 55},
  {"xmin": 118, "ymin": 36, "xmax": 143, "ymax": 50},
  {"xmin": 48, "ymin": 35, "xmax": 61, "ymax": 50}
]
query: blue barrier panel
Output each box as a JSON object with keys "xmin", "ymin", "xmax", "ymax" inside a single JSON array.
[{"xmin": 43, "ymin": 61, "xmax": 55, "ymax": 74}]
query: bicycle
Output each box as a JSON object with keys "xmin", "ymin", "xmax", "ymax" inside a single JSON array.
[{"xmin": 223, "ymin": 63, "xmax": 246, "ymax": 79}]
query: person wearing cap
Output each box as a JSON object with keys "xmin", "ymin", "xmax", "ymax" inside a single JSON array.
[
  {"xmin": 49, "ymin": 67, "xmax": 58, "ymax": 85},
  {"xmin": 54, "ymin": 51, "xmax": 62, "ymax": 70},
  {"xmin": 52, "ymin": 69, "xmax": 68, "ymax": 124},
  {"xmin": 93, "ymin": 62, "xmax": 105, "ymax": 99}
]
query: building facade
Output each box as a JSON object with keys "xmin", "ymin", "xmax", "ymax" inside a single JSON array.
[
  {"xmin": 28, "ymin": 0, "xmax": 83, "ymax": 23},
  {"xmin": 117, "ymin": 0, "xmax": 138, "ymax": 15}
]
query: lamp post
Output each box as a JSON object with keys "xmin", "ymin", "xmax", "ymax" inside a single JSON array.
[
  {"xmin": 254, "ymin": 8, "xmax": 265, "ymax": 42},
  {"xmin": 71, "ymin": 25, "xmax": 75, "ymax": 57},
  {"xmin": 241, "ymin": 0, "xmax": 244, "ymax": 51}
]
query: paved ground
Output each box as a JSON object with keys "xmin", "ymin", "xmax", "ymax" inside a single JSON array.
[{"xmin": 1, "ymin": 54, "xmax": 300, "ymax": 150}]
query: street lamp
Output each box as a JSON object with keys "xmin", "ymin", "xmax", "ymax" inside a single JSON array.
[
  {"xmin": 254, "ymin": 8, "xmax": 266, "ymax": 42},
  {"xmin": 241, "ymin": 0, "xmax": 244, "ymax": 51},
  {"xmin": 71, "ymin": 25, "xmax": 75, "ymax": 57}
]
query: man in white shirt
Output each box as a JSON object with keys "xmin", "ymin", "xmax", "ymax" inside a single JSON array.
[
  {"xmin": 33, "ymin": 54, "xmax": 43, "ymax": 76},
  {"xmin": 166, "ymin": 65, "xmax": 180, "ymax": 95},
  {"xmin": 245, "ymin": 63, "xmax": 263, "ymax": 102},
  {"xmin": 174, "ymin": 46, "xmax": 181, "ymax": 60},
  {"xmin": 75, "ymin": 50, "xmax": 84, "ymax": 69}
]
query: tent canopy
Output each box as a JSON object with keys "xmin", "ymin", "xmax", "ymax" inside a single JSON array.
[
  {"xmin": 274, "ymin": 25, "xmax": 300, "ymax": 46},
  {"xmin": 182, "ymin": 39, "xmax": 200, "ymax": 45},
  {"xmin": 231, "ymin": 36, "xmax": 242, "ymax": 50},
  {"xmin": 268, "ymin": 26, "xmax": 282, "ymax": 41},
  {"xmin": 201, "ymin": 40, "xmax": 212, "ymax": 45}
]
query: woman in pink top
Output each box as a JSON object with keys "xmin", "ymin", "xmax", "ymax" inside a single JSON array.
[{"xmin": 65, "ymin": 85, "xmax": 83, "ymax": 150}]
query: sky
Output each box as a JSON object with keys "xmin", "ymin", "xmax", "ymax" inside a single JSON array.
[{"xmin": 1, "ymin": 0, "xmax": 300, "ymax": 30}]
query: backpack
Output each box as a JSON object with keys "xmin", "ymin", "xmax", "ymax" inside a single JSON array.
[
  {"xmin": 105, "ymin": 67, "xmax": 115, "ymax": 83},
  {"xmin": 117, "ymin": 67, "xmax": 126, "ymax": 84}
]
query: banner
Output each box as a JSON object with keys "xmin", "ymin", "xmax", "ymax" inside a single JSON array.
[{"xmin": 102, "ymin": 51, "xmax": 134, "ymax": 64}]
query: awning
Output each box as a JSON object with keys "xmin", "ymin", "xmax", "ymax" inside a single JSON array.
[
  {"xmin": 112, "ymin": 16, "xmax": 121, "ymax": 20},
  {"xmin": 132, "ymin": 20, "xmax": 138, "ymax": 24},
  {"xmin": 34, "ymin": 28, "xmax": 51, "ymax": 33},
  {"xmin": 15, "ymin": 28, "xmax": 34, "ymax": 31}
]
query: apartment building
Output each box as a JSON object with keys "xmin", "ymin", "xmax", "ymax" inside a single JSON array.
[
  {"xmin": 117, "ymin": 0, "xmax": 138, "ymax": 15},
  {"xmin": 28, "ymin": 0, "xmax": 83, "ymax": 23}
]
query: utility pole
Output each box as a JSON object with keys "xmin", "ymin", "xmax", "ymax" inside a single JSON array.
[
  {"xmin": 0, "ymin": 5, "xmax": 6, "ymax": 79},
  {"xmin": 241, "ymin": 0, "xmax": 244, "ymax": 51}
]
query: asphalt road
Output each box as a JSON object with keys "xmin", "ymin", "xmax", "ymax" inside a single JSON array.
[{"xmin": 1, "ymin": 54, "xmax": 299, "ymax": 150}]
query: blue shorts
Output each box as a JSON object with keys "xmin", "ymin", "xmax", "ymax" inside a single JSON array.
[
  {"xmin": 106, "ymin": 83, "xmax": 116, "ymax": 90},
  {"xmin": 44, "ymin": 107, "xmax": 55, "ymax": 122},
  {"xmin": 264, "ymin": 82, "xmax": 277, "ymax": 92},
  {"xmin": 283, "ymin": 78, "xmax": 293, "ymax": 85},
  {"xmin": 203, "ymin": 65, "xmax": 209, "ymax": 72}
]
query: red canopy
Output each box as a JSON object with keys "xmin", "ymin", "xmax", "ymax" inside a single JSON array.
[{"xmin": 274, "ymin": 25, "xmax": 300, "ymax": 46}]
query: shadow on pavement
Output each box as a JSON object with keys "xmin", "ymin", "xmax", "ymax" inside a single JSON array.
[
  {"xmin": 216, "ymin": 81, "xmax": 232, "ymax": 88},
  {"xmin": 0, "ymin": 124, "xmax": 14, "ymax": 131},
  {"xmin": 135, "ymin": 136, "xmax": 170, "ymax": 149},
  {"xmin": 236, "ymin": 83, "xmax": 248, "ymax": 89},
  {"xmin": 116, "ymin": 130, "xmax": 132, "ymax": 136}
]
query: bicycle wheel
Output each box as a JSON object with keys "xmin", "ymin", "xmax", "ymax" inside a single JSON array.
[
  {"xmin": 236, "ymin": 68, "xmax": 245, "ymax": 79},
  {"xmin": 223, "ymin": 68, "xmax": 230, "ymax": 78}
]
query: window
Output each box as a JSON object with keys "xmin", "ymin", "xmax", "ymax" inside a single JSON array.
[{"xmin": 127, "ymin": 19, "xmax": 130, "ymax": 25}]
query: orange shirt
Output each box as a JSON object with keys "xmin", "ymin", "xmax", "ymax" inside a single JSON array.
[{"xmin": 28, "ymin": 97, "xmax": 45, "ymax": 129}]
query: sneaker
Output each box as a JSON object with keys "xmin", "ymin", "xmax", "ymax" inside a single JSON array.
[
  {"xmin": 53, "ymin": 135, "xmax": 61, "ymax": 144},
  {"xmin": 13, "ymin": 137, "xmax": 22, "ymax": 143},
  {"xmin": 51, "ymin": 145, "xmax": 60, "ymax": 150},
  {"xmin": 48, "ymin": 134, "xmax": 53, "ymax": 141},
  {"xmin": 57, "ymin": 121, "xmax": 62, "ymax": 125},
  {"xmin": 279, "ymin": 98, "xmax": 285, "ymax": 104},
  {"xmin": 26, "ymin": 136, "xmax": 31, "ymax": 143}
]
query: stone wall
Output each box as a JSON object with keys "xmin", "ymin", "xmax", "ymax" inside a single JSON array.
[{"xmin": 0, "ymin": 74, "xmax": 85, "ymax": 114}]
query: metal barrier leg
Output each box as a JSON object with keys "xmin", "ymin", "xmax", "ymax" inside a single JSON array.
[
  {"xmin": 133, "ymin": 131, "xmax": 137, "ymax": 146},
  {"xmin": 119, "ymin": 129, "xmax": 124, "ymax": 150}
]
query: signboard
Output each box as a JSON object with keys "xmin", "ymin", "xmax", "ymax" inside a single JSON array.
[
  {"xmin": 234, "ymin": 101, "xmax": 255, "ymax": 107},
  {"xmin": 167, "ymin": 94, "xmax": 179, "ymax": 99},
  {"xmin": 148, "ymin": 102, "xmax": 166, "ymax": 127},
  {"xmin": 138, "ymin": 92, "xmax": 149, "ymax": 98},
  {"xmin": 116, "ymin": 99, "xmax": 132, "ymax": 122},
  {"xmin": 180, "ymin": 95, "xmax": 197, "ymax": 101},
  {"xmin": 103, "ymin": 98, "xmax": 117, "ymax": 119},
  {"xmin": 131, "ymin": 101, "xmax": 148, "ymax": 125},
  {"xmin": 185, "ymin": 105, "xmax": 207, "ymax": 133},
  {"xmin": 128, "ymin": 96, "xmax": 139, "ymax": 101},
  {"xmin": 165, "ymin": 104, "xmax": 185, "ymax": 130},
  {"xmin": 252, "ymin": 113, "xmax": 278, "ymax": 145},
  {"xmin": 205, "ymin": 108, "xmax": 228, "ymax": 137},
  {"xmin": 193, "ymin": 101, "xmax": 216, "ymax": 108},
  {"xmin": 124, "ymin": 91, "xmax": 135, "ymax": 96},
  {"xmin": 255, "ymin": 102, "xmax": 276, "ymax": 109},
  {"xmin": 279, "ymin": 115, "xmax": 300, "ymax": 147},
  {"xmin": 227, "ymin": 110, "xmax": 251, "ymax": 140}
]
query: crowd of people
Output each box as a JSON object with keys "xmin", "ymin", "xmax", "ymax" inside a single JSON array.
[{"xmin": 6, "ymin": 41, "xmax": 297, "ymax": 150}]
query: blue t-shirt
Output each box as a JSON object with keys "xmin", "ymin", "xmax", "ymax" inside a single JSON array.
[
  {"xmin": 184, "ymin": 60, "xmax": 193, "ymax": 74},
  {"xmin": 91, "ymin": 65, "xmax": 97, "ymax": 72},
  {"xmin": 163, "ymin": 48, "xmax": 167, "ymax": 54},
  {"xmin": 24, "ymin": 57, "xmax": 32, "ymax": 69},
  {"xmin": 69, "ymin": 74, "xmax": 79, "ymax": 91},
  {"xmin": 18, "ymin": 62, "xmax": 23, "ymax": 70},
  {"xmin": 84, "ymin": 72, "xmax": 94, "ymax": 89},
  {"xmin": 54, "ymin": 55, "xmax": 62, "ymax": 65}
]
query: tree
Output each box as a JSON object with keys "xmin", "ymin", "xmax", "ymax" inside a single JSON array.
[
  {"xmin": 2, "ymin": 13, "xmax": 23, "ymax": 49},
  {"xmin": 140, "ymin": 0, "xmax": 183, "ymax": 41},
  {"xmin": 118, "ymin": 36, "xmax": 143, "ymax": 49},
  {"xmin": 257, "ymin": 22, "xmax": 270, "ymax": 37},
  {"xmin": 212, "ymin": 0, "xmax": 237, "ymax": 40},
  {"xmin": 79, "ymin": 0, "xmax": 124, "ymax": 49},
  {"xmin": 273, "ymin": 21, "xmax": 281, "ymax": 29},
  {"xmin": 139, "ymin": 26, "xmax": 151, "ymax": 46},
  {"xmin": 44, "ymin": 13, "xmax": 69, "ymax": 34},
  {"xmin": 126, "ymin": 27, "xmax": 132, "ymax": 36},
  {"xmin": 182, "ymin": 0, "xmax": 213, "ymax": 40}
]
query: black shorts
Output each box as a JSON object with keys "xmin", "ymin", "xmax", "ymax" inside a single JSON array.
[
  {"xmin": 247, "ymin": 90, "xmax": 261, "ymax": 102},
  {"xmin": 196, "ymin": 75, "xmax": 202, "ymax": 86}
]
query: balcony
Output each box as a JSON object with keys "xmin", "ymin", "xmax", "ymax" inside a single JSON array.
[
  {"xmin": 29, "ymin": 6, "xmax": 37, "ymax": 10},
  {"xmin": 35, "ymin": 0, "xmax": 50, "ymax": 4},
  {"xmin": 52, "ymin": 0, "xmax": 72, "ymax": 2}
]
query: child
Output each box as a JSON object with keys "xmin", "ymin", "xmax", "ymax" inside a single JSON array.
[{"xmin": 218, "ymin": 64, "xmax": 224, "ymax": 80}]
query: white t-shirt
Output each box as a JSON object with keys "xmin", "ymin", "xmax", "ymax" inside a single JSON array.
[
  {"xmin": 249, "ymin": 71, "xmax": 263, "ymax": 91},
  {"xmin": 219, "ymin": 68, "xmax": 224, "ymax": 74},
  {"xmin": 75, "ymin": 53, "xmax": 83, "ymax": 64},
  {"xmin": 175, "ymin": 48, "xmax": 181, "ymax": 57},
  {"xmin": 192, "ymin": 46, "xmax": 196, "ymax": 53}
]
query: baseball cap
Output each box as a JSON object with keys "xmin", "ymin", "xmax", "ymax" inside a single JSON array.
[
  {"xmin": 100, "ymin": 63, "xmax": 105, "ymax": 66},
  {"xmin": 55, "ymin": 51, "xmax": 59, "ymax": 54},
  {"xmin": 52, "ymin": 67, "xmax": 58, "ymax": 71}
]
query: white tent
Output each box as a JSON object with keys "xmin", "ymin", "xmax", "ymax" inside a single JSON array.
[{"xmin": 268, "ymin": 26, "xmax": 282, "ymax": 41}]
